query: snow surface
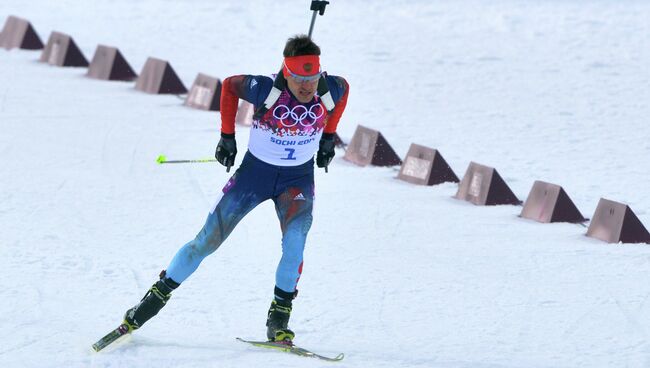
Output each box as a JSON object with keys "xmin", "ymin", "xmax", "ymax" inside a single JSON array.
[{"xmin": 1, "ymin": 1, "xmax": 650, "ymax": 367}]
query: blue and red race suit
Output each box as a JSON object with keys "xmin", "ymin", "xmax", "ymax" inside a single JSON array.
[{"xmin": 165, "ymin": 73, "xmax": 349, "ymax": 294}]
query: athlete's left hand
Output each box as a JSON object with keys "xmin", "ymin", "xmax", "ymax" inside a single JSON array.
[{"xmin": 316, "ymin": 133, "xmax": 336, "ymax": 171}]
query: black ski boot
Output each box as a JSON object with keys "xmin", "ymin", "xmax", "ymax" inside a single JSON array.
[
  {"xmin": 123, "ymin": 270, "xmax": 179, "ymax": 332},
  {"xmin": 266, "ymin": 287, "xmax": 297, "ymax": 342}
]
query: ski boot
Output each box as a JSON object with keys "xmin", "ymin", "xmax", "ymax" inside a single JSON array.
[
  {"xmin": 123, "ymin": 270, "xmax": 179, "ymax": 332},
  {"xmin": 266, "ymin": 287, "xmax": 297, "ymax": 343}
]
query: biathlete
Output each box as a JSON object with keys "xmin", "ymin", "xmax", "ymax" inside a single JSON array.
[{"xmin": 121, "ymin": 34, "xmax": 349, "ymax": 343}]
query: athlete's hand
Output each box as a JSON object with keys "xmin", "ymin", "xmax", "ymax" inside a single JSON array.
[
  {"xmin": 215, "ymin": 133, "xmax": 237, "ymax": 172},
  {"xmin": 316, "ymin": 133, "xmax": 336, "ymax": 172}
]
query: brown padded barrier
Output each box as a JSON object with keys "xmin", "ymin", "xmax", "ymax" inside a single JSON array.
[
  {"xmin": 0, "ymin": 16, "xmax": 43, "ymax": 50},
  {"xmin": 185, "ymin": 73, "xmax": 222, "ymax": 111},
  {"xmin": 343, "ymin": 125, "xmax": 402, "ymax": 167},
  {"xmin": 586, "ymin": 198, "xmax": 650, "ymax": 244},
  {"xmin": 455, "ymin": 162, "xmax": 521, "ymax": 206},
  {"xmin": 520, "ymin": 181, "xmax": 587, "ymax": 223},
  {"xmin": 40, "ymin": 31, "xmax": 88, "ymax": 67},
  {"xmin": 398, "ymin": 143, "xmax": 459, "ymax": 186},
  {"xmin": 135, "ymin": 57, "xmax": 187, "ymax": 94},
  {"xmin": 87, "ymin": 45, "xmax": 137, "ymax": 81}
]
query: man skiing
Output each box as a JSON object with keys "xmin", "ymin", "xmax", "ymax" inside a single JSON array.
[{"xmin": 121, "ymin": 35, "xmax": 349, "ymax": 343}]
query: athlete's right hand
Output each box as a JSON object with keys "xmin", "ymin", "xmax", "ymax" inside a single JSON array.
[{"xmin": 215, "ymin": 133, "xmax": 237, "ymax": 172}]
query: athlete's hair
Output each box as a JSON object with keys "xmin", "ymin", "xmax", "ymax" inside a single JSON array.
[{"xmin": 283, "ymin": 35, "xmax": 321, "ymax": 57}]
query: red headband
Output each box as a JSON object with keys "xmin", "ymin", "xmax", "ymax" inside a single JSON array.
[{"xmin": 282, "ymin": 55, "xmax": 320, "ymax": 77}]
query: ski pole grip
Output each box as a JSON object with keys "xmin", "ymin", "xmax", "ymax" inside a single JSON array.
[
  {"xmin": 310, "ymin": 0, "xmax": 329, "ymax": 15},
  {"xmin": 308, "ymin": 1, "xmax": 329, "ymax": 38}
]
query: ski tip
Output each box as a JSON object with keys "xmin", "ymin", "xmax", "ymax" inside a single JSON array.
[{"xmin": 156, "ymin": 155, "xmax": 167, "ymax": 164}]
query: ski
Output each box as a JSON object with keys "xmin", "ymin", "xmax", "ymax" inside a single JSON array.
[
  {"xmin": 92, "ymin": 323, "xmax": 131, "ymax": 352},
  {"xmin": 236, "ymin": 337, "xmax": 344, "ymax": 362}
]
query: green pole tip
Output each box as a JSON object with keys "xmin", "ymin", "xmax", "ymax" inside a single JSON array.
[{"xmin": 156, "ymin": 155, "xmax": 167, "ymax": 164}]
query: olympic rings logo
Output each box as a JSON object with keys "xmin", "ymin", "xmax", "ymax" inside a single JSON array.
[{"xmin": 272, "ymin": 104, "xmax": 324, "ymax": 127}]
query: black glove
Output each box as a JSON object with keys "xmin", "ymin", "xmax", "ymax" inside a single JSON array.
[
  {"xmin": 215, "ymin": 133, "xmax": 237, "ymax": 171},
  {"xmin": 316, "ymin": 133, "xmax": 336, "ymax": 171}
]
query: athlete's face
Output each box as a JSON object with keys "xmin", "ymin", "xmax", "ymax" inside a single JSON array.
[{"xmin": 287, "ymin": 75, "xmax": 319, "ymax": 103}]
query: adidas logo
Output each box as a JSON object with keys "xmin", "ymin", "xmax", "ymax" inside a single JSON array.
[
  {"xmin": 250, "ymin": 79, "xmax": 258, "ymax": 89},
  {"xmin": 294, "ymin": 193, "xmax": 306, "ymax": 201}
]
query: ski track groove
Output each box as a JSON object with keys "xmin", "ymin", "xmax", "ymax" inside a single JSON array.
[
  {"xmin": 182, "ymin": 165, "xmax": 210, "ymax": 207},
  {"xmin": 514, "ymin": 251, "xmax": 538, "ymax": 351},
  {"xmin": 611, "ymin": 293, "xmax": 648, "ymax": 340},
  {"xmin": 561, "ymin": 300, "xmax": 601, "ymax": 338},
  {"xmin": 0, "ymin": 87, "xmax": 8, "ymax": 113},
  {"xmin": 636, "ymin": 292, "xmax": 650, "ymax": 315},
  {"xmin": 0, "ymin": 331, "xmax": 61, "ymax": 356},
  {"xmin": 129, "ymin": 267, "xmax": 143, "ymax": 292},
  {"xmin": 127, "ymin": 130, "xmax": 144, "ymax": 175},
  {"xmin": 375, "ymin": 285, "xmax": 412, "ymax": 354},
  {"xmin": 100, "ymin": 123, "xmax": 114, "ymax": 172}
]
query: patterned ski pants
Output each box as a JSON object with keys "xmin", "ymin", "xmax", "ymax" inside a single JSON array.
[{"xmin": 165, "ymin": 151, "xmax": 314, "ymax": 293}]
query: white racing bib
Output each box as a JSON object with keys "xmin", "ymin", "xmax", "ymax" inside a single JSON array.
[{"xmin": 247, "ymin": 90, "xmax": 328, "ymax": 166}]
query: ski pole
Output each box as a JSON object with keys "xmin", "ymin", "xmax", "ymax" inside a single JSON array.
[
  {"xmin": 156, "ymin": 155, "xmax": 217, "ymax": 164},
  {"xmin": 308, "ymin": 0, "xmax": 330, "ymax": 38}
]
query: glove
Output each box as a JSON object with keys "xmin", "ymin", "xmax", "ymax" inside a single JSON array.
[
  {"xmin": 316, "ymin": 133, "xmax": 336, "ymax": 171},
  {"xmin": 215, "ymin": 133, "xmax": 237, "ymax": 171}
]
